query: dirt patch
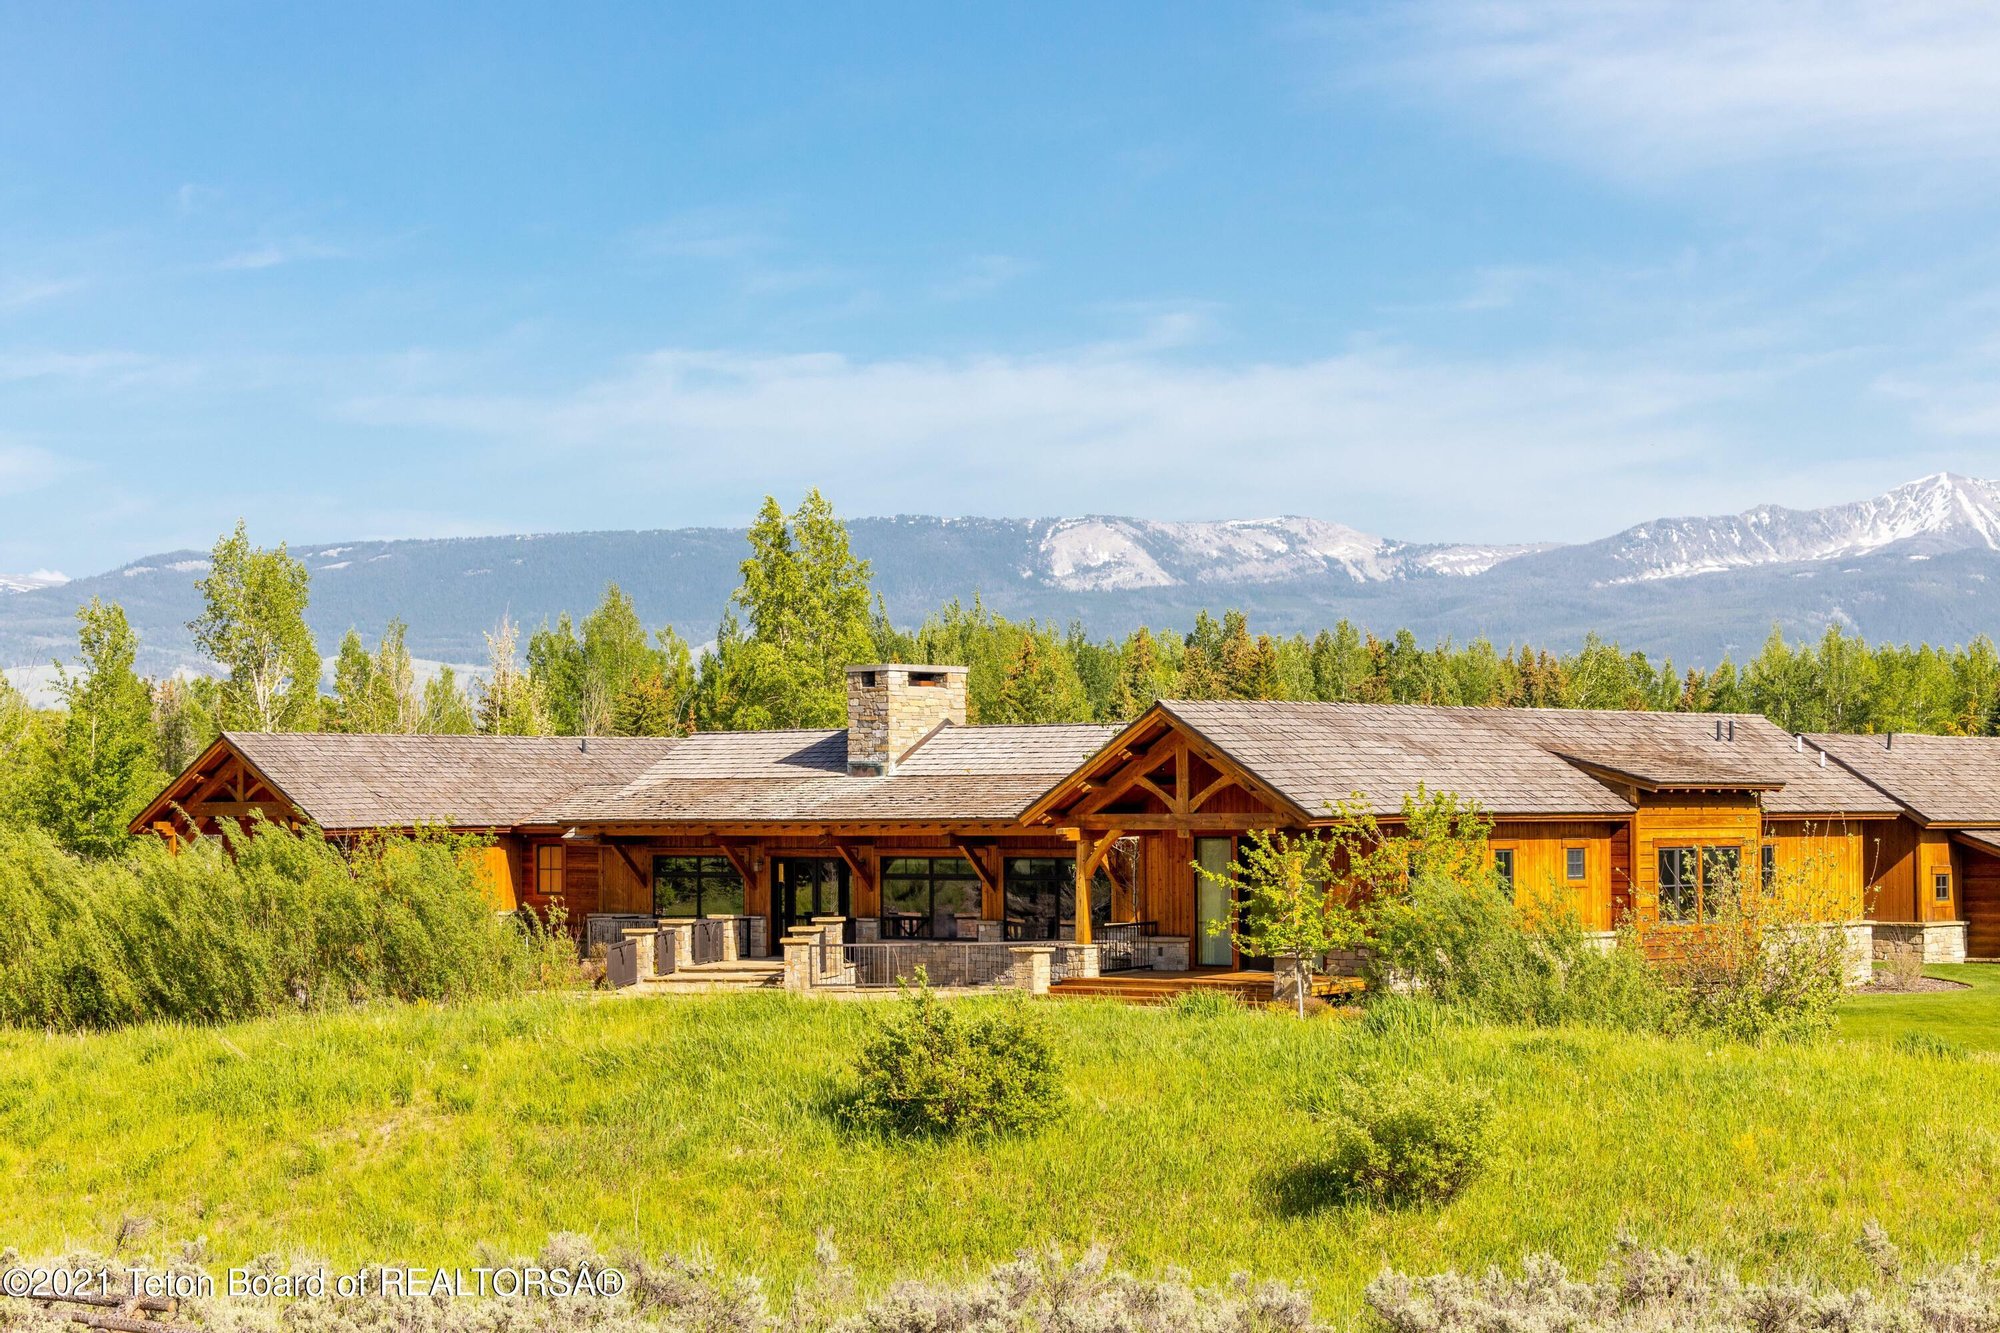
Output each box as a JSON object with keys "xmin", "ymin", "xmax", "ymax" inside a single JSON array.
[{"xmin": 1854, "ymin": 975, "xmax": 1973, "ymax": 995}]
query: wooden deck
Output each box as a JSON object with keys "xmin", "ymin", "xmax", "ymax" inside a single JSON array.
[{"xmin": 1049, "ymin": 967, "xmax": 1366, "ymax": 1006}]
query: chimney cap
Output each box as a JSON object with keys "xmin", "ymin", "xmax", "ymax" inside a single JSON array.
[{"xmin": 845, "ymin": 663, "xmax": 968, "ymax": 676}]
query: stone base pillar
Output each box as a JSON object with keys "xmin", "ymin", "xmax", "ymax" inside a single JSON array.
[
  {"xmin": 1272, "ymin": 953, "xmax": 1306, "ymax": 1006},
  {"xmin": 658, "ymin": 921, "xmax": 695, "ymax": 970},
  {"xmin": 1070, "ymin": 944, "xmax": 1100, "ymax": 979},
  {"xmin": 1010, "ymin": 946, "xmax": 1054, "ymax": 995},
  {"xmin": 621, "ymin": 928, "xmax": 660, "ymax": 984},
  {"xmin": 781, "ymin": 935, "xmax": 817, "ymax": 993},
  {"xmin": 719, "ymin": 918, "xmax": 741, "ymax": 962}
]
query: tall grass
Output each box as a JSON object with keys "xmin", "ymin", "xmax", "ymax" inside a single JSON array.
[
  {"xmin": 0, "ymin": 820, "xmax": 541, "ymax": 1030},
  {"xmin": 3, "ymin": 989, "xmax": 1996, "ymax": 1318}
]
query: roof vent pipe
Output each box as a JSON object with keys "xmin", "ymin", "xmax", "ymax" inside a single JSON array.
[
  {"xmin": 1727, "ymin": 720, "xmax": 1735, "ymax": 741},
  {"xmin": 1714, "ymin": 719, "xmax": 1723, "ymax": 741},
  {"xmin": 580, "ymin": 736, "xmax": 589, "ymax": 754},
  {"xmin": 1887, "ymin": 733, "xmax": 1894, "ymax": 751},
  {"xmin": 1795, "ymin": 735, "xmax": 1803, "ymax": 752},
  {"xmin": 1819, "ymin": 749, "xmax": 1827, "ymax": 768}
]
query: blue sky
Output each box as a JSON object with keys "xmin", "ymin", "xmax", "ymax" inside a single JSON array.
[{"xmin": 7, "ymin": 1, "xmax": 2000, "ymax": 576}]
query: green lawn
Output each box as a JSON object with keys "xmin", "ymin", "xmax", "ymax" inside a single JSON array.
[
  {"xmin": 3, "ymin": 984, "xmax": 1998, "ymax": 1317},
  {"xmin": 1839, "ymin": 964, "xmax": 2000, "ymax": 1052}
]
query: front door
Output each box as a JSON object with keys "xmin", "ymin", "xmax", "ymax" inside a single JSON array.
[
  {"xmin": 1193, "ymin": 837, "xmax": 1235, "ymax": 966},
  {"xmin": 774, "ymin": 857, "xmax": 851, "ymax": 938}
]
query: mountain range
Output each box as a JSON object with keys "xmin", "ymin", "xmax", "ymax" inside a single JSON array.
[{"xmin": 6, "ymin": 472, "xmax": 2000, "ymax": 684}]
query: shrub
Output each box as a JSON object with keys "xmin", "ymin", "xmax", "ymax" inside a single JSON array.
[
  {"xmin": 1307, "ymin": 1069, "xmax": 1492, "ymax": 1207},
  {"xmin": 842, "ymin": 979, "xmax": 1065, "ymax": 1138},
  {"xmin": 1645, "ymin": 855, "xmax": 1849, "ymax": 1043},
  {"xmin": 0, "ymin": 819, "xmax": 540, "ymax": 1030},
  {"xmin": 1364, "ymin": 873, "xmax": 1669, "ymax": 1032}
]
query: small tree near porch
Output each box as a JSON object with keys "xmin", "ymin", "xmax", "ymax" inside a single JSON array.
[{"xmin": 1194, "ymin": 829, "xmax": 1362, "ymax": 1017}]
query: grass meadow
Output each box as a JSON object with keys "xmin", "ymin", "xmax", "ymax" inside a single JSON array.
[{"xmin": 3, "ymin": 974, "xmax": 1997, "ymax": 1318}]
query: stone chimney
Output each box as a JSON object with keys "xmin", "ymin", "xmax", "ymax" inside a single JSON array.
[{"xmin": 845, "ymin": 665, "xmax": 967, "ymax": 776}]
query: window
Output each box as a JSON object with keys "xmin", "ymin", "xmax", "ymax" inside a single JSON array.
[
  {"xmin": 1761, "ymin": 843, "xmax": 1777, "ymax": 888},
  {"xmin": 1564, "ymin": 846, "xmax": 1587, "ymax": 882},
  {"xmin": 535, "ymin": 844, "xmax": 564, "ymax": 900},
  {"xmin": 1935, "ymin": 871, "xmax": 1953, "ymax": 904},
  {"xmin": 1657, "ymin": 844, "xmax": 1740, "ymax": 923},
  {"xmin": 652, "ymin": 856, "xmax": 744, "ymax": 918},
  {"xmin": 1658, "ymin": 847, "xmax": 1698, "ymax": 922},
  {"xmin": 1003, "ymin": 857, "xmax": 1112, "ymax": 939},
  {"xmin": 1492, "ymin": 848, "xmax": 1516, "ymax": 893},
  {"xmin": 881, "ymin": 857, "xmax": 980, "ymax": 937}
]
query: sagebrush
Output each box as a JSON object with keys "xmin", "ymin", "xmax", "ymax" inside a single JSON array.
[{"xmin": 840, "ymin": 979, "xmax": 1065, "ymax": 1138}]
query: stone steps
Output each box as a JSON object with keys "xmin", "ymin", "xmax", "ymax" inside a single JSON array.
[{"xmin": 633, "ymin": 960, "xmax": 785, "ymax": 993}]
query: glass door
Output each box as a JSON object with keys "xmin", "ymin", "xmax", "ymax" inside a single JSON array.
[
  {"xmin": 774, "ymin": 857, "xmax": 851, "ymax": 936},
  {"xmin": 1193, "ymin": 837, "xmax": 1235, "ymax": 966}
]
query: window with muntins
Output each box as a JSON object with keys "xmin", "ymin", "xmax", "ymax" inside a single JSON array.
[
  {"xmin": 1935, "ymin": 871, "xmax": 1952, "ymax": 903},
  {"xmin": 652, "ymin": 856, "xmax": 744, "ymax": 918},
  {"xmin": 881, "ymin": 857, "xmax": 979, "ymax": 937},
  {"xmin": 1003, "ymin": 857, "xmax": 1112, "ymax": 939},
  {"xmin": 1492, "ymin": 848, "xmax": 1516, "ymax": 893},
  {"xmin": 1657, "ymin": 844, "xmax": 1740, "ymax": 923},
  {"xmin": 535, "ymin": 844, "xmax": 564, "ymax": 900},
  {"xmin": 1564, "ymin": 846, "xmax": 1587, "ymax": 881}
]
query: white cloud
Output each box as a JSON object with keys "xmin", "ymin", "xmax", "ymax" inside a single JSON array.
[
  {"xmin": 344, "ymin": 335, "xmax": 1754, "ymax": 541},
  {"xmin": 1360, "ymin": 1, "xmax": 2000, "ymax": 181}
]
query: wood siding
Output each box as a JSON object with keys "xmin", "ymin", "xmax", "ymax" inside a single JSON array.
[
  {"xmin": 1630, "ymin": 794, "xmax": 1763, "ymax": 926},
  {"xmin": 1964, "ymin": 846, "xmax": 2000, "ymax": 959},
  {"xmin": 1762, "ymin": 820, "xmax": 1870, "ymax": 920},
  {"xmin": 1489, "ymin": 821, "xmax": 1622, "ymax": 931}
]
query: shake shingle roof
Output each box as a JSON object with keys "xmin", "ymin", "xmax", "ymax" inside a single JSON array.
[
  {"xmin": 1807, "ymin": 732, "xmax": 2000, "ymax": 825},
  {"xmin": 217, "ymin": 724, "xmax": 1119, "ymax": 830},
  {"xmin": 223, "ymin": 732, "xmax": 679, "ymax": 830},
  {"xmin": 1153, "ymin": 702, "xmax": 1895, "ymax": 819}
]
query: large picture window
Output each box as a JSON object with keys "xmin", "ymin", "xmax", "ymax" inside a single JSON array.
[
  {"xmin": 652, "ymin": 856, "xmax": 744, "ymax": 918},
  {"xmin": 880, "ymin": 857, "xmax": 979, "ymax": 938},
  {"xmin": 1657, "ymin": 845, "xmax": 1742, "ymax": 923},
  {"xmin": 1003, "ymin": 857, "xmax": 1113, "ymax": 940}
]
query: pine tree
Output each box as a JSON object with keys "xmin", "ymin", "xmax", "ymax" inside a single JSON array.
[
  {"xmin": 187, "ymin": 521, "xmax": 321, "ymax": 731},
  {"xmin": 994, "ymin": 633, "xmax": 1089, "ymax": 724},
  {"xmin": 714, "ymin": 490, "xmax": 875, "ymax": 729},
  {"xmin": 526, "ymin": 613, "xmax": 586, "ymax": 734}
]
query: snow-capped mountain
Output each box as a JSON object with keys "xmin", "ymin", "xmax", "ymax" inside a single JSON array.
[
  {"xmin": 10, "ymin": 473, "xmax": 2000, "ymax": 674},
  {"xmin": 0, "ymin": 570, "xmax": 67, "ymax": 595},
  {"xmin": 1586, "ymin": 473, "xmax": 2000, "ymax": 585},
  {"xmin": 1031, "ymin": 516, "xmax": 1549, "ymax": 591}
]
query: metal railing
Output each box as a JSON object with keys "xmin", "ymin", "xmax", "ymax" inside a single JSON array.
[
  {"xmin": 690, "ymin": 918, "xmax": 728, "ymax": 965},
  {"xmin": 812, "ymin": 940, "xmax": 1022, "ymax": 989},
  {"xmin": 1095, "ymin": 920, "xmax": 1158, "ymax": 973}
]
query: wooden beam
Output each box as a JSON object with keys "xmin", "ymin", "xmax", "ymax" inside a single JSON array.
[
  {"xmin": 832, "ymin": 840, "xmax": 879, "ymax": 917},
  {"xmin": 1070, "ymin": 813, "xmax": 1288, "ymax": 831},
  {"xmin": 1187, "ymin": 772, "xmax": 1237, "ymax": 813},
  {"xmin": 1074, "ymin": 828, "xmax": 1121, "ymax": 944},
  {"xmin": 717, "ymin": 842, "xmax": 758, "ymax": 897},
  {"xmin": 1101, "ymin": 840, "xmax": 1135, "ymax": 921},
  {"xmin": 951, "ymin": 837, "xmax": 1005, "ymax": 922}
]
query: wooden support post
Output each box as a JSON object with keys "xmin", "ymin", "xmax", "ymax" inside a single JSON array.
[
  {"xmin": 952, "ymin": 838, "xmax": 1005, "ymax": 924},
  {"xmin": 834, "ymin": 841, "xmax": 879, "ymax": 918},
  {"xmin": 1074, "ymin": 839, "xmax": 1093, "ymax": 944}
]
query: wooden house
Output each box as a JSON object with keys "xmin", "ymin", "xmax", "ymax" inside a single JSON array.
[
  {"xmin": 132, "ymin": 664, "xmax": 1900, "ymax": 974},
  {"xmin": 1806, "ymin": 733, "xmax": 2000, "ymax": 962}
]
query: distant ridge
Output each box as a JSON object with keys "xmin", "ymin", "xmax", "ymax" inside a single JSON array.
[{"xmin": 6, "ymin": 474, "xmax": 2000, "ymax": 680}]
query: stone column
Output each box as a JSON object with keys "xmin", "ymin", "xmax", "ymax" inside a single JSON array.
[
  {"xmin": 720, "ymin": 918, "xmax": 741, "ymax": 962},
  {"xmin": 659, "ymin": 921, "xmax": 695, "ymax": 969},
  {"xmin": 1010, "ymin": 946, "xmax": 1055, "ymax": 995},
  {"xmin": 621, "ymin": 928, "xmax": 660, "ymax": 984},
  {"xmin": 1071, "ymin": 943, "xmax": 1101, "ymax": 979},
  {"xmin": 781, "ymin": 934, "xmax": 817, "ymax": 993}
]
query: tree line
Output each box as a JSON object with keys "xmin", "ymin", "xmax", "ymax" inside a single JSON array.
[{"xmin": 9, "ymin": 489, "xmax": 2000, "ymax": 856}]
